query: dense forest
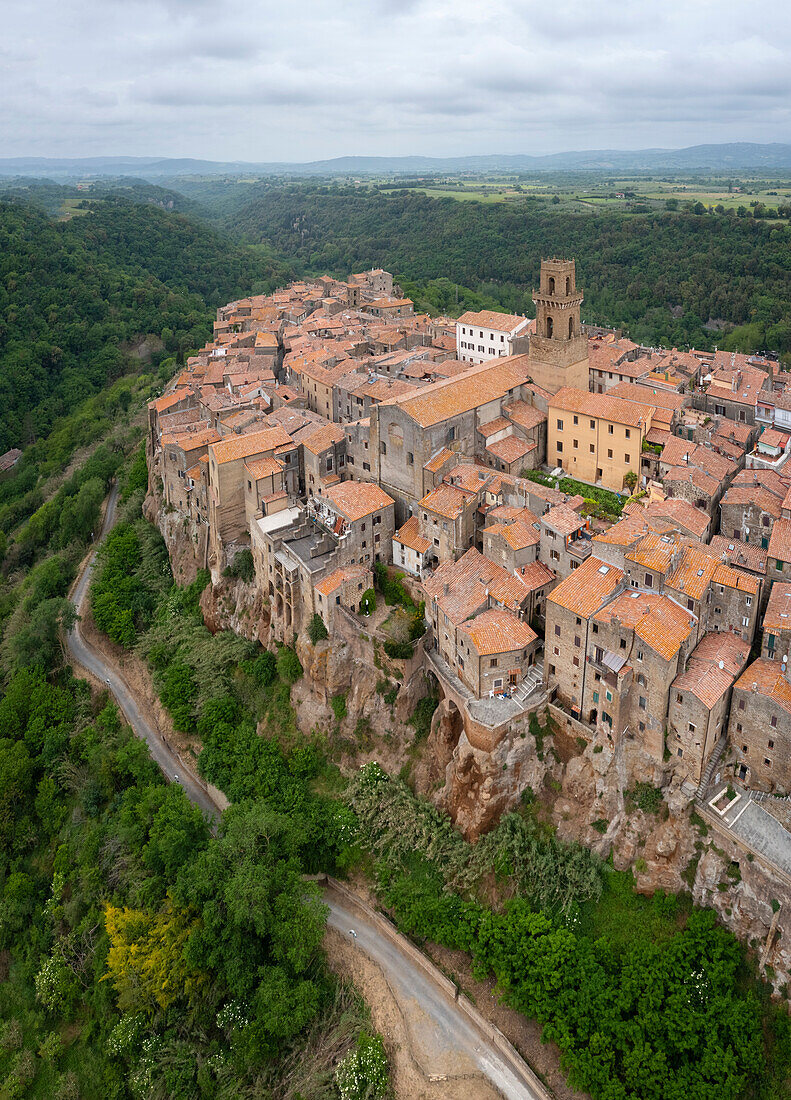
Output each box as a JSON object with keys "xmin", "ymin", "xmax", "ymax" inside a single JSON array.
[
  {"xmin": 226, "ymin": 185, "xmax": 791, "ymax": 358},
  {"xmin": 0, "ymin": 198, "xmax": 291, "ymax": 452}
]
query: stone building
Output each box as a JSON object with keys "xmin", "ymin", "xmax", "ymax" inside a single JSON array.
[
  {"xmin": 762, "ymin": 582, "xmax": 791, "ymax": 661},
  {"xmin": 720, "ymin": 468, "xmax": 790, "ymax": 548},
  {"xmin": 207, "ymin": 424, "xmax": 295, "ymax": 571},
  {"xmin": 527, "ymin": 259, "xmax": 590, "ymax": 394},
  {"xmin": 667, "ymin": 632, "xmax": 750, "ymax": 785},
  {"xmin": 729, "ymin": 659, "xmax": 791, "ymax": 793},
  {"xmin": 313, "ymin": 480, "xmax": 396, "ymax": 568},
  {"xmin": 422, "ymin": 548, "xmax": 539, "ymax": 700},
  {"xmin": 456, "ymin": 608, "xmax": 539, "ymax": 697},
  {"xmin": 314, "ymin": 565, "xmax": 373, "ymax": 631},
  {"xmin": 544, "ymin": 554, "xmax": 625, "ymax": 718},
  {"xmin": 161, "ymin": 425, "xmax": 220, "ymax": 514},
  {"xmin": 539, "ymin": 504, "xmax": 592, "ymax": 580}
]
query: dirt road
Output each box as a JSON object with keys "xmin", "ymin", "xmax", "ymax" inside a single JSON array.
[{"xmin": 66, "ymin": 484, "xmax": 221, "ymax": 820}]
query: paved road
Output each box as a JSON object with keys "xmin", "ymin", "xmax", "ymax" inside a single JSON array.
[
  {"xmin": 67, "ymin": 488, "xmax": 546, "ymax": 1099},
  {"xmin": 326, "ymin": 887, "xmax": 547, "ymax": 1100},
  {"xmin": 66, "ymin": 484, "xmax": 221, "ymax": 820}
]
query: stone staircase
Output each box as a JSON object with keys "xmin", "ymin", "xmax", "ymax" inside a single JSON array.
[
  {"xmin": 513, "ymin": 666, "xmax": 543, "ymax": 705},
  {"xmin": 696, "ymin": 735, "xmax": 728, "ymax": 802}
]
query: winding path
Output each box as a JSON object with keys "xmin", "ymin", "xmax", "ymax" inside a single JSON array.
[
  {"xmin": 66, "ymin": 484, "xmax": 220, "ymax": 819},
  {"xmin": 65, "ymin": 487, "xmax": 550, "ymax": 1100}
]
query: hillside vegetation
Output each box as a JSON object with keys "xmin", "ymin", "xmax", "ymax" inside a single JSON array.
[
  {"xmin": 227, "ymin": 185, "xmax": 791, "ymax": 358},
  {"xmin": 0, "ymin": 198, "xmax": 291, "ymax": 452}
]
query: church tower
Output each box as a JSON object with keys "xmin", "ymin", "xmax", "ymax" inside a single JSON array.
[{"xmin": 527, "ymin": 259, "xmax": 589, "ymax": 394}]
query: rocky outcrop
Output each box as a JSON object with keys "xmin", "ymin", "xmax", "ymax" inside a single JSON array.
[
  {"xmin": 200, "ymin": 575, "xmax": 270, "ymax": 644},
  {"xmin": 440, "ymin": 714, "xmax": 560, "ymax": 841},
  {"xmin": 144, "ymin": 488, "xmax": 206, "ymax": 584}
]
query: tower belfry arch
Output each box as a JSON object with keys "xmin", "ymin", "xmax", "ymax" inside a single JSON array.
[{"xmin": 527, "ymin": 258, "xmax": 589, "ymax": 394}]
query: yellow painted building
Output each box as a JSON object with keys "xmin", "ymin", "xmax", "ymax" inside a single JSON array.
[{"xmin": 547, "ymin": 387, "xmax": 656, "ymax": 492}]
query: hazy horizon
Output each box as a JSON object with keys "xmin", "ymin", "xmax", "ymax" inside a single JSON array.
[{"xmin": 3, "ymin": 0, "xmax": 791, "ymax": 162}]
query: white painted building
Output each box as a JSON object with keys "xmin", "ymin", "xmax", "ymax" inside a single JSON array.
[
  {"xmin": 392, "ymin": 516, "xmax": 431, "ymax": 577},
  {"xmin": 456, "ymin": 309, "xmax": 531, "ymax": 365}
]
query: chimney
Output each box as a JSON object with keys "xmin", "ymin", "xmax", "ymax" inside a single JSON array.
[{"xmin": 443, "ymin": 582, "xmax": 449, "ymax": 596}]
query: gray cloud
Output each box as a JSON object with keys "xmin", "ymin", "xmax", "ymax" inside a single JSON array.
[{"xmin": 1, "ymin": 0, "xmax": 790, "ymax": 159}]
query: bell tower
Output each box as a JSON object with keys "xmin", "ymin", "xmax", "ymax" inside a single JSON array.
[{"xmin": 528, "ymin": 259, "xmax": 589, "ymax": 393}]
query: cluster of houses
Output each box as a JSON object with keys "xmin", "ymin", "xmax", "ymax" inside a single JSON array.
[{"xmin": 148, "ymin": 259, "xmax": 791, "ymax": 796}]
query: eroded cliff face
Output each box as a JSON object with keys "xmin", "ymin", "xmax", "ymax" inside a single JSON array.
[
  {"xmin": 144, "ymin": 487, "xmax": 206, "ymax": 585},
  {"xmin": 200, "ymin": 575, "xmax": 270, "ymax": 644},
  {"xmin": 291, "ymin": 619, "xmax": 431, "ymax": 774}
]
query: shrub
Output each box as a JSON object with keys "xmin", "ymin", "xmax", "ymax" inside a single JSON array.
[
  {"xmin": 277, "ymin": 647, "xmax": 303, "ymax": 684},
  {"xmin": 330, "ymin": 694, "xmax": 347, "ymax": 721},
  {"xmin": 360, "ymin": 588, "xmax": 376, "ymax": 615},
  {"xmin": 224, "ymin": 548, "xmax": 254, "ymax": 583},
  {"xmin": 627, "ymin": 782, "xmax": 664, "ymax": 814},
  {"xmin": 409, "ymin": 694, "xmax": 438, "ymax": 742},
  {"xmin": 335, "ymin": 1032, "xmax": 389, "ymax": 1100},
  {"xmin": 591, "ymin": 819, "xmax": 608, "ymax": 834},
  {"xmin": 384, "ymin": 640, "xmax": 413, "ymax": 659},
  {"xmin": 308, "ymin": 613, "xmax": 329, "ymax": 643}
]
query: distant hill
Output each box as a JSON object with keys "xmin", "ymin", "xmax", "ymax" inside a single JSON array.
[{"xmin": 4, "ymin": 143, "xmax": 791, "ymax": 179}]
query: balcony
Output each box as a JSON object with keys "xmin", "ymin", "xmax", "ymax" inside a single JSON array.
[{"xmin": 568, "ymin": 536, "xmax": 593, "ymax": 562}]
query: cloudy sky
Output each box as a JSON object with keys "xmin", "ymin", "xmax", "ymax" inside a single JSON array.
[{"xmin": 3, "ymin": 0, "xmax": 791, "ymax": 161}]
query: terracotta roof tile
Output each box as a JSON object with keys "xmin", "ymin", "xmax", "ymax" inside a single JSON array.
[
  {"xmin": 764, "ymin": 583, "xmax": 791, "ymax": 633},
  {"xmin": 734, "ymin": 658, "xmax": 791, "ymax": 715},
  {"xmin": 547, "ymin": 555, "xmax": 624, "ymax": 618},
  {"xmin": 324, "ymin": 480, "xmax": 394, "ymax": 522},
  {"xmin": 394, "ymin": 515, "xmax": 431, "ymax": 554},
  {"xmin": 459, "ymin": 608, "xmax": 537, "ymax": 656}
]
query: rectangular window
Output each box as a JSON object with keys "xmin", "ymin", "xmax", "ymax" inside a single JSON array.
[
  {"xmin": 625, "ymin": 429, "xmax": 631, "ymax": 439},
  {"xmin": 407, "ymin": 452, "xmax": 413, "ymax": 465},
  {"xmin": 607, "ymin": 449, "xmax": 613, "ymax": 459},
  {"xmin": 624, "ymin": 454, "xmax": 630, "ymax": 464},
  {"xmin": 608, "ymin": 424, "xmax": 614, "ymax": 435},
  {"xmin": 554, "ymin": 625, "xmax": 561, "ymax": 636},
  {"xmin": 590, "ymin": 420, "xmax": 595, "ymax": 429},
  {"xmin": 573, "ymin": 415, "xmax": 578, "ymax": 425},
  {"xmin": 593, "ymin": 691, "xmax": 599, "ymax": 704},
  {"xmin": 557, "ymin": 419, "xmax": 564, "ymax": 430},
  {"xmin": 557, "ymin": 441, "xmax": 563, "ymax": 453}
]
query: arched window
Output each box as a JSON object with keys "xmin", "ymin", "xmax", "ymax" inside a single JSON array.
[
  {"xmin": 565, "ymin": 276, "xmax": 571, "ymax": 295},
  {"xmin": 546, "ymin": 315, "xmax": 554, "ymax": 338},
  {"xmin": 568, "ymin": 316, "xmax": 574, "ymax": 338},
  {"xmin": 548, "ymin": 276, "xmax": 555, "ymax": 295}
]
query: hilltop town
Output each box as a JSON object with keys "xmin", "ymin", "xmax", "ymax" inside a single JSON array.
[{"xmin": 147, "ymin": 259, "xmax": 791, "ymax": 985}]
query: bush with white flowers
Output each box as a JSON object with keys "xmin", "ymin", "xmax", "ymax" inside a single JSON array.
[{"xmin": 335, "ymin": 1032, "xmax": 389, "ymax": 1100}]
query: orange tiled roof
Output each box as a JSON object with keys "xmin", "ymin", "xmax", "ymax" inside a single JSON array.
[
  {"xmin": 162, "ymin": 426, "xmax": 221, "ymax": 452},
  {"xmin": 459, "ymin": 607, "xmax": 537, "ymax": 656},
  {"xmin": 543, "ymin": 504, "xmax": 586, "ymax": 537},
  {"xmin": 381, "ymin": 358, "xmax": 531, "ymax": 428},
  {"xmin": 550, "ymin": 386, "xmax": 655, "ymax": 428},
  {"xmin": 424, "ymin": 447, "xmax": 455, "ymax": 474},
  {"xmin": 394, "ymin": 515, "xmax": 431, "ymax": 554},
  {"xmin": 487, "ymin": 435, "xmax": 535, "ymax": 465},
  {"xmin": 768, "ymin": 517, "xmax": 791, "ymax": 563},
  {"xmin": 734, "ymin": 658, "xmax": 791, "ymax": 715},
  {"xmin": 763, "ymin": 583, "xmax": 791, "ymax": 633},
  {"xmin": 517, "ymin": 559, "xmax": 556, "ymax": 591},
  {"xmin": 456, "ymin": 309, "xmax": 527, "ymax": 333},
  {"xmin": 596, "ymin": 592, "xmax": 695, "ymax": 661},
  {"xmin": 547, "ymin": 555, "xmax": 623, "ymax": 618},
  {"xmin": 210, "ymin": 424, "xmax": 292, "ymax": 465},
  {"xmin": 314, "ymin": 564, "xmax": 370, "ymax": 598},
  {"xmin": 324, "ymin": 480, "xmax": 394, "ymax": 522},
  {"xmin": 301, "ymin": 422, "xmax": 346, "ymax": 455},
  {"xmin": 420, "ymin": 483, "xmax": 471, "ymax": 520},
  {"xmin": 245, "ymin": 455, "xmax": 283, "ymax": 481},
  {"xmin": 483, "ymin": 519, "xmax": 540, "ymax": 551},
  {"xmin": 704, "ymin": 537, "xmax": 767, "ymax": 576}
]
